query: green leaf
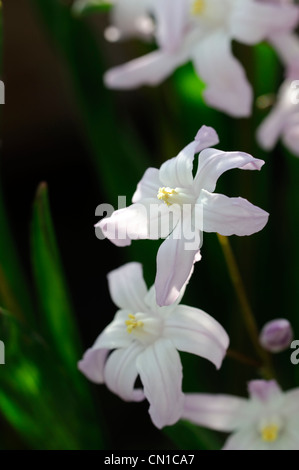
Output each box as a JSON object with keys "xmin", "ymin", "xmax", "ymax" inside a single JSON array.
[
  {"xmin": 30, "ymin": 182, "xmax": 81, "ymax": 377},
  {"xmin": 72, "ymin": 0, "xmax": 112, "ymax": 17}
]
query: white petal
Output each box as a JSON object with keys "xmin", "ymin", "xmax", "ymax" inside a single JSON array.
[
  {"xmin": 223, "ymin": 429, "xmax": 267, "ymax": 450},
  {"xmin": 78, "ymin": 347, "xmax": 109, "ymax": 384},
  {"xmin": 270, "ymin": 33, "xmax": 299, "ymax": 72},
  {"xmin": 104, "ymin": 342, "xmax": 145, "ymax": 402},
  {"xmin": 194, "ymin": 125, "xmax": 219, "ymax": 153},
  {"xmin": 132, "ymin": 168, "xmax": 161, "ymax": 203},
  {"xmin": 230, "ymin": 1, "xmax": 299, "ymax": 45},
  {"xmin": 159, "ymin": 141, "xmax": 198, "ymax": 189},
  {"xmin": 192, "ymin": 31, "xmax": 252, "ymax": 117},
  {"xmin": 144, "ymin": 284, "xmax": 186, "ymax": 316},
  {"xmin": 182, "ymin": 393, "xmax": 248, "ymax": 432},
  {"xmin": 164, "ymin": 305, "xmax": 229, "ymax": 369},
  {"xmin": 94, "ymin": 310, "xmax": 133, "ymax": 349},
  {"xmin": 248, "ymin": 379, "xmax": 282, "ymax": 402},
  {"xmin": 155, "ymin": 221, "xmax": 201, "ymax": 306},
  {"xmin": 107, "ymin": 262, "xmax": 148, "ymax": 312},
  {"xmin": 153, "ymin": 0, "xmax": 187, "ymax": 53},
  {"xmin": 104, "ymin": 50, "xmax": 184, "ymax": 90},
  {"xmin": 111, "ymin": 0, "xmax": 152, "ymax": 36},
  {"xmin": 282, "ymin": 113, "xmax": 299, "ymax": 157},
  {"xmin": 194, "ymin": 148, "xmax": 265, "ymax": 194},
  {"xmin": 98, "ymin": 198, "xmax": 179, "ymax": 246},
  {"xmin": 198, "ymin": 190, "xmax": 269, "ymax": 236},
  {"xmin": 136, "ymin": 338, "xmax": 184, "ymax": 429}
]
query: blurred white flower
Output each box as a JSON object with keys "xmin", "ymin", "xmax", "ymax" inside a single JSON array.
[
  {"xmin": 104, "ymin": 0, "xmax": 298, "ymax": 117},
  {"xmin": 183, "ymin": 380, "xmax": 299, "ymax": 449}
]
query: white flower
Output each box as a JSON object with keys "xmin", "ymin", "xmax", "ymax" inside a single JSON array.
[
  {"xmin": 104, "ymin": 0, "xmax": 298, "ymax": 117},
  {"xmin": 97, "ymin": 125, "xmax": 269, "ymax": 306},
  {"xmin": 182, "ymin": 380, "xmax": 299, "ymax": 450},
  {"xmin": 257, "ymin": 31, "xmax": 299, "ymax": 155},
  {"xmin": 78, "ymin": 262, "xmax": 229, "ymax": 429}
]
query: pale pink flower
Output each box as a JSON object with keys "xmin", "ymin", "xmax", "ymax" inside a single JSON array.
[
  {"xmin": 104, "ymin": 0, "xmax": 298, "ymax": 117},
  {"xmin": 183, "ymin": 380, "xmax": 299, "ymax": 449},
  {"xmin": 78, "ymin": 262, "xmax": 229, "ymax": 429},
  {"xmin": 97, "ymin": 125, "xmax": 269, "ymax": 306}
]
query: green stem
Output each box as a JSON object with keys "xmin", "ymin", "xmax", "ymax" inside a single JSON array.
[{"xmin": 217, "ymin": 234, "xmax": 275, "ymax": 379}]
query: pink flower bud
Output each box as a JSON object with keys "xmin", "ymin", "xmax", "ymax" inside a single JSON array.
[{"xmin": 259, "ymin": 319, "xmax": 293, "ymax": 353}]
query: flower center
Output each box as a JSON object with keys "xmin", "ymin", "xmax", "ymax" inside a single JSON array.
[
  {"xmin": 191, "ymin": 0, "xmax": 205, "ymax": 16},
  {"xmin": 125, "ymin": 314, "xmax": 144, "ymax": 334},
  {"xmin": 261, "ymin": 424, "xmax": 280, "ymax": 443},
  {"xmin": 157, "ymin": 187, "xmax": 178, "ymax": 206}
]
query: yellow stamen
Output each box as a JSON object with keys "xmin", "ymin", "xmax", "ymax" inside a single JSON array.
[
  {"xmin": 261, "ymin": 424, "xmax": 279, "ymax": 443},
  {"xmin": 157, "ymin": 187, "xmax": 177, "ymax": 206},
  {"xmin": 125, "ymin": 314, "xmax": 144, "ymax": 334},
  {"xmin": 191, "ymin": 0, "xmax": 205, "ymax": 16}
]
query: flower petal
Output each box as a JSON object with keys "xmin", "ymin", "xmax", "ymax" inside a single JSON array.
[
  {"xmin": 107, "ymin": 262, "xmax": 148, "ymax": 312},
  {"xmin": 136, "ymin": 338, "xmax": 184, "ymax": 428},
  {"xmin": 132, "ymin": 168, "xmax": 161, "ymax": 203},
  {"xmin": 153, "ymin": 0, "xmax": 188, "ymax": 53},
  {"xmin": 155, "ymin": 221, "xmax": 201, "ymax": 306},
  {"xmin": 104, "ymin": 49, "xmax": 185, "ymax": 90},
  {"xmin": 104, "ymin": 342, "xmax": 145, "ymax": 402},
  {"xmin": 94, "ymin": 310, "xmax": 133, "ymax": 349},
  {"xmin": 192, "ymin": 31, "xmax": 252, "ymax": 117},
  {"xmin": 194, "ymin": 149, "xmax": 265, "ymax": 194},
  {"xmin": 78, "ymin": 347, "xmax": 109, "ymax": 384},
  {"xmin": 111, "ymin": 0, "xmax": 152, "ymax": 36},
  {"xmin": 248, "ymin": 380, "xmax": 282, "ymax": 402},
  {"xmin": 159, "ymin": 141, "xmax": 198, "ymax": 189},
  {"xmin": 98, "ymin": 198, "xmax": 179, "ymax": 246},
  {"xmin": 194, "ymin": 125, "xmax": 219, "ymax": 153},
  {"xmin": 197, "ymin": 190, "xmax": 269, "ymax": 236},
  {"xmin": 144, "ymin": 284, "xmax": 186, "ymax": 316},
  {"xmin": 164, "ymin": 305, "xmax": 229, "ymax": 369},
  {"xmin": 223, "ymin": 429, "xmax": 266, "ymax": 450},
  {"xmin": 182, "ymin": 393, "xmax": 248, "ymax": 432},
  {"xmin": 230, "ymin": 1, "xmax": 299, "ymax": 45}
]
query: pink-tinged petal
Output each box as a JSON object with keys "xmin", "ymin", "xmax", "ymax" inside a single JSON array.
[
  {"xmin": 192, "ymin": 31, "xmax": 252, "ymax": 117},
  {"xmin": 164, "ymin": 305, "xmax": 229, "ymax": 369},
  {"xmin": 231, "ymin": 1, "xmax": 299, "ymax": 45},
  {"xmin": 195, "ymin": 149, "xmax": 265, "ymax": 194},
  {"xmin": 104, "ymin": 342, "xmax": 145, "ymax": 402},
  {"xmin": 159, "ymin": 141, "xmax": 198, "ymax": 189},
  {"xmin": 283, "ymin": 114, "xmax": 299, "ymax": 157},
  {"xmin": 223, "ymin": 429, "xmax": 265, "ymax": 450},
  {"xmin": 182, "ymin": 393, "xmax": 248, "ymax": 432},
  {"xmin": 194, "ymin": 125, "xmax": 219, "ymax": 153},
  {"xmin": 198, "ymin": 190, "xmax": 269, "ymax": 236},
  {"xmin": 154, "ymin": 0, "xmax": 188, "ymax": 53},
  {"xmin": 132, "ymin": 168, "xmax": 161, "ymax": 203},
  {"xmin": 78, "ymin": 347, "xmax": 109, "ymax": 384},
  {"xmin": 155, "ymin": 221, "xmax": 201, "ymax": 307},
  {"xmin": 104, "ymin": 50, "xmax": 184, "ymax": 90},
  {"xmin": 143, "ymin": 285, "xmax": 185, "ymax": 316},
  {"xmin": 270, "ymin": 33, "xmax": 299, "ymax": 73},
  {"xmin": 257, "ymin": 79, "xmax": 295, "ymax": 151},
  {"xmin": 136, "ymin": 338, "xmax": 184, "ymax": 429},
  {"xmin": 98, "ymin": 198, "xmax": 179, "ymax": 246},
  {"xmin": 107, "ymin": 262, "xmax": 148, "ymax": 312},
  {"xmin": 248, "ymin": 380, "xmax": 282, "ymax": 402}
]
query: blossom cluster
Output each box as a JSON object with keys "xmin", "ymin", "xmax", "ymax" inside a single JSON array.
[{"xmin": 77, "ymin": 0, "xmax": 299, "ymax": 450}]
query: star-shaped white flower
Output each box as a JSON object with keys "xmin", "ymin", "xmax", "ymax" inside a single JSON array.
[
  {"xmin": 182, "ymin": 379, "xmax": 299, "ymax": 450},
  {"xmin": 78, "ymin": 262, "xmax": 229, "ymax": 429},
  {"xmin": 97, "ymin": 125, "xmax": 269, "ymax": 306},
  {"xmin": 104, "ymin": 0, "xmax": 298, "ymax": 117}
]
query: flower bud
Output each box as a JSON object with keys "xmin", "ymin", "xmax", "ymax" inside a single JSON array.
[{"xmin": 259, "ymin": 319, "xmax": 293, "ymax": 353}]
